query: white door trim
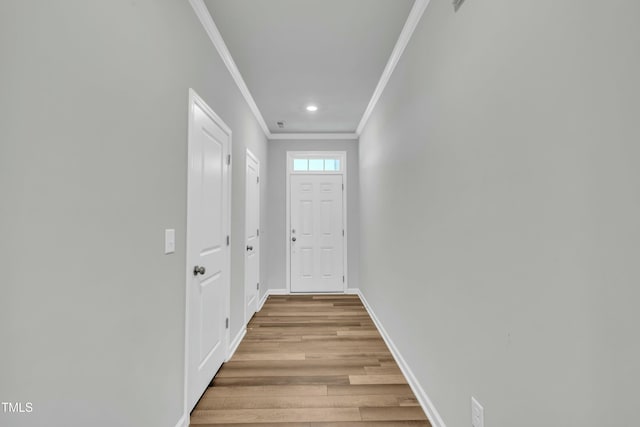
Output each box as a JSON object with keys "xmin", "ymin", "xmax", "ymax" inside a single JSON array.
[
  {"xmin": 183, "ymin": 88, "xmax": 232, "ymax": 417},
  {"xmin": 285, "ymin": 151, "xmax": 348, "ymax": 293},
  {"xmin": 244, "ymin": 148, "xmax": 260, "ymax": 325}
]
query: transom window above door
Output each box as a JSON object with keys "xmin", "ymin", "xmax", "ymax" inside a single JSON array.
[
  {"xmin": 293, "ymin": 158, "xmax": 341, "ymax": 172},
  {"xmin": 289, "ymin": 153, "xmax": 345, "ymax": 174}
]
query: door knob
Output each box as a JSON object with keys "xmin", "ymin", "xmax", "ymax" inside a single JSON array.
[
  {"xmin": 193, "ymin": 266, "xmax": 206, "ymax": 276},
  {"xmin": 246, "ymin": 245, "xmax": 253, "ymax": 251},
  {"xmin": 291, "ymin": 237, "xmax": 297, "ymax": 242}
]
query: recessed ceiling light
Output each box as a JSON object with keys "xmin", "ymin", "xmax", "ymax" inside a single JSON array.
[{"xmin": 306, "ymin": 105, "xmax": 318, "ymax": 112}]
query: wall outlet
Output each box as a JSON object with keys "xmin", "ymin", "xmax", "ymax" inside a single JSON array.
[
  {"xmin": 471, "ymin": 397, "xmax": 484, "ymax": 427},
  {"xmin": 165, "ymin": 229, "xmax": 176, "ymax": 254}
]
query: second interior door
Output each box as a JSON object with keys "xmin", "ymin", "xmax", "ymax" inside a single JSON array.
[
  {"xmin": 245, "ymin": 150, "xmax": 260, "ymax": 323},
  {"xmin": 290, "ymin": 174, "xmax": 344, "ymax": 293}
]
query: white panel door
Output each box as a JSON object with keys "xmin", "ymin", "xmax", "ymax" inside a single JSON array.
[
  {"xmin": 244, "ymin": 151, "xmax": 260, "ymax": 323},
  {"xmin": 186, "ymin": 96, "xmax": 230, "ymax": 412},
  {"xmin": 290, "ymin": 175, "xmax": 344, "ymax": 293}
]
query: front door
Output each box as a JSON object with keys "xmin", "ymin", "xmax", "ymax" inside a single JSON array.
[
  {"xmin": 186, "ymin": 90, "xmax": 230, "ymax": 412},
  {"xmin": 244, "ymin": 150, "xmax": 260, "ymax": 323},
  {"xmin": 290, "ymin": 174, "xmax": 344, "ymax": 292}
]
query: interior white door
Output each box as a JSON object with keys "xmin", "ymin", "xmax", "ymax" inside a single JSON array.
[
  {"xmin": 186, "ymin": 94, "xmax": 230, "ymax": 412},
  {"xmin": 244, "ymin": 151, "xmax": 260, "ymax": 323},
  {"xmin": 290, "ymin": 175, "xmax": 344, "ymax": 293}
]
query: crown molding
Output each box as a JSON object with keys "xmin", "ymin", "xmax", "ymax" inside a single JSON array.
[
  {"xmin": 269, "ymin": 133, "xmax": 358, "ymax": 141},
  {"xmin": 189, "ymin": 0, "xmax": 271, "ymax": 137},
  {"xmin": 356, "ymin": 0, "xmax": 431, "ymax": 135},
  {"xmin": 191, "ymin": 0, "xmax": 429, "ymax": 140}
]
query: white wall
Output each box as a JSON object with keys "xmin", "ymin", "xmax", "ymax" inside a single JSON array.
[
  {"xmin": 0, "ymin": 1, "xmax": 267, "ymax": 426},
  {"xmin": 358, "ymin": 1, "xmax": 640, "ymax": 426},
  {"xmin": 265, "ymin": 140, "xmax": 359, "ymax": 291}
]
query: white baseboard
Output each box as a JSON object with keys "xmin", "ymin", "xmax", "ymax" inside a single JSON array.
[
  {"xmin": 257, "ymin": 290, "xmax": 270, "ymax": 311},
  {"xmin": 257, "ymin": 289, "xmax": 287, "ymax": 313},
  {"xmin": 174, "ymin": 414, "xmax": 188, "ymax": 427},
  {"xmin": 263, "ymin": 288, "xmax": 358, "ymax": 297},
  {"xmin": 356, "ymin": 289, "xmax": 446, "ymax": 427},
  {"xmin": 226, "ymin": 326, "xmax": 246, "ymax": 362}
]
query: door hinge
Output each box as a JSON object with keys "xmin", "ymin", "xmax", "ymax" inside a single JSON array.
[
  {"xmin": 225, "ymin": 317, "xmax": 229, "ymax": 329},
  {"xmin": 342, "ymin": 183, "xmax": 344, "ymax": 191},
  {"xmin": 257, "ymin": 176, "xmax": 260, "ymax": 183},
  {"xmin": 342, "ymin": 276, "xmax": 345, "ymax": 283},
  {"xmin": 227, "ymin": 154, "xmax": 231, "ymax": 165},
  {"xmin": 256, "ymin": 229, "xmax": 259, "ymax": 236},
  {"xmin": 342, "ymin": 229, "xmax": 345, "ymax": 236},
  {"xmin": 226, "ymin": 235, "xmax": 230, "ymax": 246},
  {"xmin": 257, "ymin": 282, "xmax": 259, "ymax": 290}
]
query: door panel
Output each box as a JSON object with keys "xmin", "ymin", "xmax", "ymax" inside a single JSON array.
[
  {"xmin": 290, "ymin": 175, "xmax": 344, "ymax": 293},
  {"xmin": 200, "ymin": 275, "xmax": 223, "ymax": 363},
  {"xmin": 320, "ymin": 200, "xmax": 333, "ymax": 234},
  {"xmin": 245, "ymin": 152, "xmax": 260, "ymax": 323},
  {"xmin": 301, "ymin": 201, "xmax": 313, "ymax": 235},
  {"xmin": 187, "ymin": 98, "xmax": 230, "ymax": 412},
  {"xmin": 201, "ymin": 131, "xmax": 223, "ymax": 247},
  {"xmin": 320, "ymin": 248, "xmax": 334, "ymax": 278}
]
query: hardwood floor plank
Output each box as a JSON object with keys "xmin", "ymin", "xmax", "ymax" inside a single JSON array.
[
  {"xmin": 190, "ymin": 408, "xmax": 361, "ymax": 424},
  {"xmin": 349, "ymin": 375, "xmax": 408, "ymax": 385},
  {"xmin": 276, "ymin": 343, "xmax": 389, "ymax": 352},
  {"xmin": 223, "ymin": 359, "xmax": 381, "ymax": 369},
  {"xmin": 216, "ymin": 366, "xmax": 367, "ymax": 378},
  {"xmin": 399, "ymin": 397, "xmax": 421, "ymax": 407},
  {"xmin": 241, "ymin": 337, "xmax": 303, "ymax": 343},
  {"xmin": 305, "ymin": 352, "xmax": 392, "ymax": 360},
  {"xmin": 301, "ymin": 335, "xmax": 382, "ymax": 342},
  {"xmin": 204, "ymin": 385, "xmax": 327, "ymax": 397},
  {"xmin": 232, "ymin": 353, "xmax": 305, "ymax": 361},
  {"xmin": 236, "ymin": 343, "xmax": 281, "ymax": 352},
  {"xmin": 248, "ymin": 328, "xmax": 344, "ymax": 335},
  {"xmin": 336, "ymin": 330, "xmax": 381, "ymax": 337},
  {"xmin": 213, "ymin": 375, "xmax": 351, "ymax": 386},
  {"xmin": 327, "ymin": 384, "xmax": 414, "ymax": 396},
  {"xmin": 207, "ymin": 394, "xmax": 401, "ymax": 410},
  {"xmin": 364, "ymin": 366, "xmax": 403, "ymax": 375}
]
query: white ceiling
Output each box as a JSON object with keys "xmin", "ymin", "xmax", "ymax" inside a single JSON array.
[{"xmin": 203, "ymin": 0, "xmax": 415, "ymax": 135}]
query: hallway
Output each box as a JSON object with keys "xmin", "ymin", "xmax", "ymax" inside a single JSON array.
[
  {"xmin": 3, "ymin": 1, "xmax": 639, "ymax": 426},
  {"xmin": 190, "ymin": 295, "xmax": 429, "ymax": 425}
]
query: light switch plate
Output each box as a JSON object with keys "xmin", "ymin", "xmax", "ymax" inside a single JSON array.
[
  {"xmin": 165, "ymin": 229, "xmax": 175, "ymax": 254},
  {"xmin": 471, "ymin": 397, "xmax": 484, "ymax": 427}
]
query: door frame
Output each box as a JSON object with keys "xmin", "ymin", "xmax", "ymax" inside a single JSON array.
[
  {"xmin": 244, "ymin": 148, "xmax": 260, "ymax": 324},
  {"xmin": 183, "ymin": 88, "xmax": 232, "ymax": 416},
  {"xmin": 285, "ymin": 151, "xmax": 348, "ymax": 293}
]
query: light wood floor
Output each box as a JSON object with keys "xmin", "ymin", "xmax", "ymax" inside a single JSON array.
[{"xmin": 190, "ymin": 294, "xmax": 430, "ymax": 426}]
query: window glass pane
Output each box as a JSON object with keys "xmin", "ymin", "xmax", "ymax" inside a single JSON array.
[
  {"xmin": 324, "ymin": 159, "xmax": 338, "ymax": 171},
  {"xmin": 308, "ymin": 159, "xmax": 324, "ymax": 171},
  {"xmin": 293, "ymin": 159, "xmax": 308, "ymax": 171}
]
